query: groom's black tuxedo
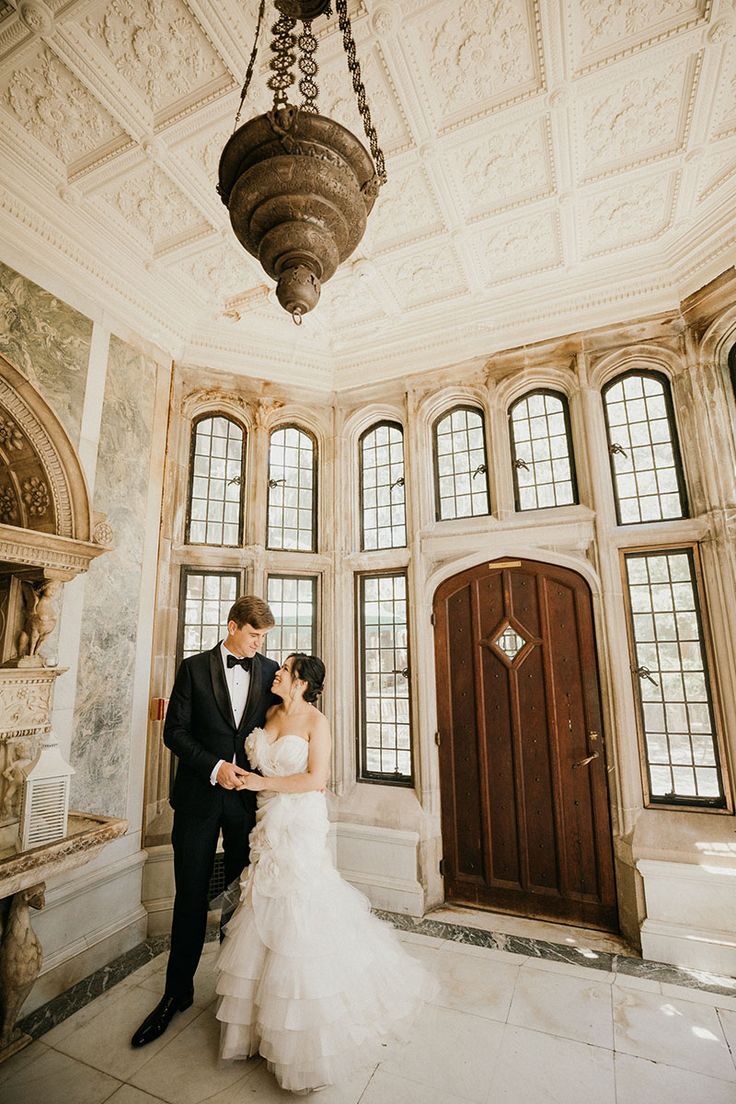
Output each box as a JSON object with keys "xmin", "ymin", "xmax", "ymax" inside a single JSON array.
[
  {"xmin": 165, "ymin": 646, "xmax": 279, "ymax": 817},
  {"xmin": 162, "ymin": 644, "xmax": 279, "ymax": 1000}
]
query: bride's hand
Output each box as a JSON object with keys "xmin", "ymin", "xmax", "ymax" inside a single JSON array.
[{"xmin": 240, "ymin": 771, "xmax": 264, "ymax": 791}]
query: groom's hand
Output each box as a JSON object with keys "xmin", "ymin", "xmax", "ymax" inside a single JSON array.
[{"xmin": 216, "ymin": 762, "xmax": 249, "ymax": 790}]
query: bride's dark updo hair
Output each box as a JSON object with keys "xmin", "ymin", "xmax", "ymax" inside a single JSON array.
[{"xmin": 288, "ymin": 653, "xmax": 325, "ymax": 703}]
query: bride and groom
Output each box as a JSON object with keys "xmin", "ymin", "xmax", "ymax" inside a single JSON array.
[{"xmin": 131, "ymin": 594, "xmax": 434, "ymax": 1093}]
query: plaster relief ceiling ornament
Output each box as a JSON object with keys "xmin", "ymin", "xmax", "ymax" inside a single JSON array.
[{"xmin": 217, "ymin": 0, "xmax": 387, "ymax": 322}]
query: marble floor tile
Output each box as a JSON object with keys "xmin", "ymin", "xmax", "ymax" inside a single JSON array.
[
  {"xmin": 104, "ymin": 1087, "xmax": 170, "ymax": 1104},
  {"xmin": 129, "ymin": 1006, "xmax": 253, "ymax": 1104},
  {"xmin": 716, "ymin": 1007, "xmax": 736, "ymax": 1070},
  {"xmin": 202, "ymin": 1057, "xmax": 376, "ymax": 1103},
  {"xmin": 613, "ymin": 988, "xmax": 736, "ymax": 1081},
  {"xmin": 0, "ymin": 1043, "xmax": 121, "ymax": 1104},
  {"xmin": 360, "ymin": 1067, "xmax": 477, "ymax": 1104},
  {"xmin": 508, "ymin": 964, "xmax": 614, "ymax": 1048},
  {"xmin": 613, "ymin": 1052, "xmax": 736, "ymax": 1104},
  {"xmin": 485, "ymin": 1024, "xmax": 615, "ymax": 1104},
  {"xmin": 378, "ymin": 1002, "xmax": 505, "ymax": 1103},
  {"xmin": 48, "ymin": 982, "xmax": 202, "ymax": 1080},
  {"xmin": 429, "ymin": 943, "xmax": 521, "ymax": 1022},
  {"xmin": 446, "ymin": 940, "xmax": 530, "ymax": 966},
  {"xmin": 518, "ymin": 955, "xmax": 615, "ymax": 982},
  {"xmin": 0, "ymin": 1037, "xmax": 47, "ymax": 1087}
]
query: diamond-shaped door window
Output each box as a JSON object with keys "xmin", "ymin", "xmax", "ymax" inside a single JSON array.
[{"xmin": 494, "ymin": 625, "xmax": 526, "ymax": 661}]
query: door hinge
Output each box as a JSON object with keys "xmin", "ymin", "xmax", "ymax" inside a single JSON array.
[
  {"xmin": 430, "ymin": 612, "xmax": 435, "ymax": 626},
  {"xmin": 434, "ymin": 730, "xmax": 440, "ymax": 747},
  {"xmin": 439, "ymin": 858, "xmax": 446, "ymax": 876}
]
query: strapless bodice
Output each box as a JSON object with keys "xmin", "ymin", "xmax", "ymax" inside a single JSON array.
[{"xmin": 246, "ymin": 726, "xmax": 309, "ymax": 776}]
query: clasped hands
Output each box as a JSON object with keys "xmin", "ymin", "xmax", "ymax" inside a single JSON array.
[{"xmin": 216, "ymin": 762, "xmax": 264, "ymax": 791}]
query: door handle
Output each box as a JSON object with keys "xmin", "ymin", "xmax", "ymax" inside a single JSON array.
[{"xmin": 573, "ymin": 752, "xmax": 599, "ymax": 769}]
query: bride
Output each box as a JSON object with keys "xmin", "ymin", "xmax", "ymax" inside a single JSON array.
[{"xmin": 215, "ymin": 652, "xmax": 436, "ymax": 1094}]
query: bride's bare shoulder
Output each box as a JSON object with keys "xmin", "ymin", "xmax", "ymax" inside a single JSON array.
[{"xmin": 308, "ymin": 707, "xmax": 330, "ymax": 739}]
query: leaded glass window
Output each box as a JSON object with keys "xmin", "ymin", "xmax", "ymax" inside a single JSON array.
[
  {"xmin": 624, "ymin": 548, "xmax": 725, "ymax": 808},
  {"xmin": 267, "ymin": 425, "xmax": 317, "ymax": 552},
  {"xmin": 266, "ymin": 575, "xmax": 318, "ymax": 665},
  {"xmin": 602, "ymin": 372, "xmax": 688, "ymax": 525},
  {"xmin": 358, "ymin": 572, "xmax": 412, "ymax": 783},
  {"xmin": 360, "ymin": 422, "xmax": 406, "ymax": 550},
  {"xmin": 177, "ymin": 570, "xmax": 240, "ymax": 663},
  {"xmin": 509, "ymin": 390, "xmax": 577, "ymax": 511},
  {"xmin": 187, "ymin": 415, "xmax": 244, "ymax": 545},
  {"xmin": 433, "ymin": 405, "xmax": 490, "ymax": 520}
]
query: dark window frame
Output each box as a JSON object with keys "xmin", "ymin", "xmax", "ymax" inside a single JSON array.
[
  {"xmin": 265, "ymin": 572, "xmax": 320, "ymax": 665},
  {"xmin": 358, "ymin": 419, "xmax": 407, "ymax": 552},
  {"xmin": 621, "ymin": 544, "xmax": 730, "ymax": 813},
  {"xmin": 508, "ymin": 388, "xmax": 579, "ymax": 512},
  {"xmin": 356, "ymin": 569, "xmax": 413, "ymax": 787},
  {"xmin": 175, "ymin": 566, "xmax": 244, "ymax": 668},
  {"xmin": 729, "ymin": 341, "xmax": 736, "ymax": 402},
  {"xmin": 432, "ymin": 403, "xmax": 491, "ymax": 521},
  {"xmin": 266, "ymin": 422, "xmax": 319, "ymax": 553},
  {"xmin": 601, "ymin": 369, "xmax": 689, "ymax": 526},
  {"xmin": 185, "ymin": 411, "xmax": 246, "ymax": 546}
]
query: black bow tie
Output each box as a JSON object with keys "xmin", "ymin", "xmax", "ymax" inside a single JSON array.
[{"xmin": 226, "ymin": 654, "xmax": 252, "ymax": 672}]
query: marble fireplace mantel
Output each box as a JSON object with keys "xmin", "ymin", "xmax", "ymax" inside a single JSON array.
[{"xmin": 0, "ymin": 812, "xmax": 128, "ymax": 898}]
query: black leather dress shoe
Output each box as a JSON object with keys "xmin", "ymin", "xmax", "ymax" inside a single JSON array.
[{"xmin": 130, "ymin": 993, "xmax": 193, "ymax": 1047}]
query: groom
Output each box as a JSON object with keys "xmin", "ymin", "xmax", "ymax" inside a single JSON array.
[{"xmin": 131, "ymin": 594, "xmax": 279, "ymax": 1047}]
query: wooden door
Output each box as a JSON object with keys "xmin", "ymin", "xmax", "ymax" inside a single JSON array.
[{"xmin": 433, "ymin": 558, "xmax": 618, "ymax": 931}]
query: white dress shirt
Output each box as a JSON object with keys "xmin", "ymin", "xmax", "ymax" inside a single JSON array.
[{"xmin": 209, "ymin": 642, "xmax": 251, "ymax": 786}]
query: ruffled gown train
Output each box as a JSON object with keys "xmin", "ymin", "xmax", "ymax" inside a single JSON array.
[{"xmin": 215, "ymin": 727, "xmax": 436, "ymax": 1094}]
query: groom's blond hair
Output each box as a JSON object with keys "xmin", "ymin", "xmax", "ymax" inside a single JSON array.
[{"xmin": 228, "ymin": 595, "xmax": 275, "ymax": 630}]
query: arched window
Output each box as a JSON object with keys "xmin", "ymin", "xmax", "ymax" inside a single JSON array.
[
  {"xmin": 186, "ymin": 414, "xmax": 245, "ymax": 545},
  {"xmin": 359, "ymin": 421, "xmax": 406, "ymax": 550},
  {"xmin": 267, "ymin": 425, "xmax": 317, "ymax": 552},
  {"xmin": 508, "ymin": 390, "xmax": 578, "ymax": 511},
  {"xmin": 433, "ymin": 405, "xmax": 490, "ymax": 520},
  {"xmin": 602, "ymin": 371, "xmax": 688, "ymax": 525}
]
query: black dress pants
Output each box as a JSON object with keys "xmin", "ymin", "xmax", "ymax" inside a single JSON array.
[{"xmin": 165, "ymin": 791, "xmax": 254, "ymax": 999}]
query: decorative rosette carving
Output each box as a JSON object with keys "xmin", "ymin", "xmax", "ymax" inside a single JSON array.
[
  {"xmin": 0, "ymin": 485, "xmax": 18, "ymax": 523},
  {"xmin": 92, "ymin": 520, "xmax": 113, "ymax": 546},
  {"xmin": 21, "ymin": 476, "xmax": 50, "ymax": 517},
  {"xmin": 0, "ymin": 415, "xmax": 24, "ymax": 451}
]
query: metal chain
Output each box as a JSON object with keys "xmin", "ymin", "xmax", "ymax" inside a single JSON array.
[
  {"xmin": 268, "ymin": 11, "xmax": 298, "ymax": 106},
  {"xmin": 335, "ymin": 0, "xmax": 386, "ymax": 185},
  {"xmin": 297, "ymin": 21, "xmax": 319, "ymax": 112},
  {"xmin": 233, "ymin": 0, "xmax": 267, "ymax": 131}
]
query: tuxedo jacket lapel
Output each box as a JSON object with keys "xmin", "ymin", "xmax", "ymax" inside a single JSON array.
[
  {"xmin": 209, "ymin": 646, "xmax": 236, "ymax": 729},
  {"xmin": 238, "ymin": 651, "xmax": 263, "ymax": 735}
]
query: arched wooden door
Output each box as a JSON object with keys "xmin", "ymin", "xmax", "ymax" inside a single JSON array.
[{"xmin": 433, "ymin": 557, "xmax": 618, "ymax": 931}]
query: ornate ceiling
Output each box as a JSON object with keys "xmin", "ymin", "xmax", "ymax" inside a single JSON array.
[{"xmin": 1, "ymin": 0, "xmax": 735, "ymax": 389}]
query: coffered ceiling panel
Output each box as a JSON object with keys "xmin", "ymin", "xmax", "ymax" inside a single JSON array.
[
  {"xmin": 578, "ymin": 171, "xmax": 678, "ymax": 257},
  {"xmin": 567, "ymin": 0, "xmax": 711, "ymax": 75},
  {"xmin": 473, "ymin": 207, "xmax": 563, "ymax": 284},
  {"xmin": 79, "ymin": 0, "xmax": 233, "ymax": 117},
  {"xmin": 92, "ymin": 161, "xmax": 210, "ymax": 252},
  {"xmin": 439, "ymin": 112, "xmax": 555, "ymax": 222},
  {"xmin": 403, "ymin": 0, "xmax": 544, "ymax": 132},
  {"xmin": 574, "ymin": 50, "xmax": 698, "ymax": 181},
  {"xmin": 0, "ymin": 41, "xmax": 128, "ymax": 166},
  {"xmin": 0, "ymin": 0, "xmax": 734, "ymax": 387}
]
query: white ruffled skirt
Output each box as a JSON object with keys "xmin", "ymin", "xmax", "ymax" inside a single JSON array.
[{"xmin": 215, "ymin": 790, "xmax": 436, "ymax": 1093}]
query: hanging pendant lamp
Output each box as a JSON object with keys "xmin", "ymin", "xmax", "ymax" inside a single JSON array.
[{"xmin": 217, "ymin": 0, "xmax": 386, "ymax": 324}]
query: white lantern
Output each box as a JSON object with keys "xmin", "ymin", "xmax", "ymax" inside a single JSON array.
[{"xmin": 18, "ymin": 730, "xmax": 74, "ymax": 850}]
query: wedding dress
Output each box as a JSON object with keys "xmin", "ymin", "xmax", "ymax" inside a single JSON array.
[{"xmin": 215, "ymin": 727, "xmax": 436, "ymax": 1094}]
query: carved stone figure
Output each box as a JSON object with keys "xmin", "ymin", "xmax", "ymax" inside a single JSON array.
[
  {"xmin": 17, "ymin": 579, "xmax": 61, "ymax": 660},
  {"xmin": 1, "ymin": 740, "xmax": 32, "ymax": 818},
  {"xmin": 0, "ymin": 883, "xmax": 44, "ymax": 1050}
]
